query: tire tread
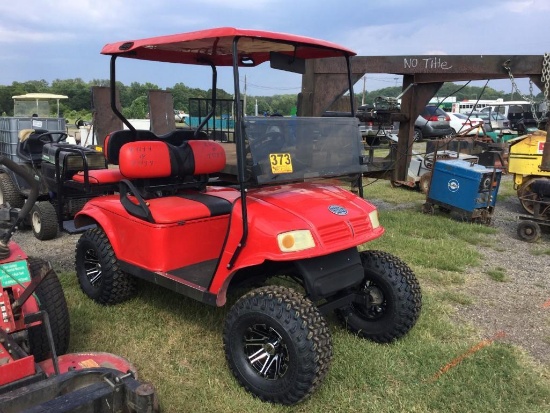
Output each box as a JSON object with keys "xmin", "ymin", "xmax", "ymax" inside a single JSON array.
[
  {"xmin": 338, "ymin": 250, "xmax": 422, "ymax": 343},
  {"xmin": 27, "ymin": 257, "xmax": 70, "ymax": 361},
  {"xmin": 75, "ymin": 227, "xmax": 136, "ymax": 305},
  {"xmin": 224, "ymin": 285, "xmax": 332, "ymax": 405}
]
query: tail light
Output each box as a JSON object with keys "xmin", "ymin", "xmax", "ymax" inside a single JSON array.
[
  {"xmin": 427, "ymin": 115, "xmax": 439, "ymax": 121},
  {"xmin": 445, "ymin": 115, "xmax": 450, "ymax": 121}
]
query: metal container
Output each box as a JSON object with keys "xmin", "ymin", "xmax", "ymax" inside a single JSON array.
[
  {"xmin": 424, "ymin": 159, "xmax": 502, "ymax": 223},
  {"xmin": 0, "ymin": 117, "xmax": 66, "ymax": 161}
]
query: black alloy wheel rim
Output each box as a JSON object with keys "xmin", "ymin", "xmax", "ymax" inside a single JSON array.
[
  {"xmin": 354, "ymin": 280, "xmax": 386, "ymax": 319},
  {"xmin": 244, "ymin": 323, "xmax": 289, "ymax": 380},
  {"xmin": 83, "ymin": 248, "xmax": 102, "ymax": 288}
]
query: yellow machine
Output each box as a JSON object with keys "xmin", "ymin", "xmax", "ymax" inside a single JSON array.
[{"xmin": 507, "ymin": 130, "xmax": 550, "ymax": 214}]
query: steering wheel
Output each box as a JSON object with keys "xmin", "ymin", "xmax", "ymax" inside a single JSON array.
[
  {"xmin": 37, "ymin": 131, "xmax": 68, "ymax": 144},
  {"xmin": 262, "ymin": 131, "xmax": 285, "ymax": 152},
  {"xmin": 37, "ymin": 133, "xmax": 53, "ymax": 144}
]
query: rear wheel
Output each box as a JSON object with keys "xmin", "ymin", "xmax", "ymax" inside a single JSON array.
[
  {"xmin": 27, "ymin": 257, "xmax": 70, "ymax": 361},
  {"xmin": 517, "ymin": 220, "xmax": 541, "ymax": 242},
  {"xmin": 0, "ymin": 173, "xmax": 24, "ymax": 208},
  {"xmin": 223, "ymin": 286, "xmax": 332, "ymax": 405},
  {"xmin": 75, "ymin": 227, "xmax": 137, "ymax": 305},
  {"xmin": 336, "ymin": 251, "xmax": 422, "ymax": 343},
  {"xmin": 31, "ymin": 202, "xmax": 58, "ymax": 240}
]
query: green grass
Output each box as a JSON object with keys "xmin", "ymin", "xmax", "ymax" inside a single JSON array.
[
  {"xmin": 485, "ymin": 267, "xmax": 508, "ymax": 282},
  {"xmin": 531, "ymin": 247, "xmax": 550, "ymax": 256},
  {"xmin": 496, "ymin": 176, "xmax": 517, "ymax": 200},
  {"xmin": 363, "ymin": 178, "xmax": 425, "ymax": 205},
  {"xmin": 55, "ymin": 179, "xmax": 550, "ymax": 413}
]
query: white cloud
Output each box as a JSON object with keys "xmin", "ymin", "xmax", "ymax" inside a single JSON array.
[
  {"xmin": 187, "ymin": 0, "xmax": 274, "ymax": 9},
  {"xmin": 503, "ymin": 0, "xmax": 550, "ymax": 13}
]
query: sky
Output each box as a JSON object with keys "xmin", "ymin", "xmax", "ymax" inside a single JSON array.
[{"xmin": 1, "ymin": 0, "xmax": 549, "ymax": 98}]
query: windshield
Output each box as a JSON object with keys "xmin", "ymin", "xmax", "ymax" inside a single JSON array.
[
  {"xmin": 13, "ymin": 100, "xmax": 51, "ymax": 117},
  {"xmin": 244, "ymin": 116, "xmax": 363, "ymax": 185}
]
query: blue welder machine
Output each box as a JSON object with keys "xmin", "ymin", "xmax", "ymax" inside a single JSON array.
[{"xmin": 422, "ymin": 159, "xmax": 501, "ymax": 224}]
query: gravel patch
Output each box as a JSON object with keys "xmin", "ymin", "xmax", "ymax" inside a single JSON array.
[
  {"xmin": 8, "ymin": 176, "xmax": 550, "ymax": 365},
  {"xmin": 452, "ymin": 185, "xmax": 550, "ymax": 365}
]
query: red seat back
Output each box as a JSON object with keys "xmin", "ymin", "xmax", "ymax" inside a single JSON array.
[{"xmin": 119, "ymin": 140, "xmax": 226, "ymax": 179}]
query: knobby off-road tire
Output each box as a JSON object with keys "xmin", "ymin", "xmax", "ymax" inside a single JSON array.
[
  {"xmin": 0, "ymin": 173, "xmax": 24, "ymax": 208},
  {"xmin": 27, "ymin": 257, "xmax": 70, "ymax": 362},
  {"xmin": 75, "ymin": 227, "xmax": 137, "ymax": 305},
  {"xmin": 337, "ymin": 250, "xmax": 422, "ymax": 343},
  {"xmin": 30, "ymin": 202, "xmax": 59, "ymax": 240},
  {"xmin": 223, "ymin": 285, "xmax": 332, "ymax": 405}
]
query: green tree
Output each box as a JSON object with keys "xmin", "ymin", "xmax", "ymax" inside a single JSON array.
[{"xmin": 122, "ymin": 95, "xmax": 148, "ymax": 119}]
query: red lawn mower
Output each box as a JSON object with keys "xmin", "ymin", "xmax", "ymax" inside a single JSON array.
[
  {"xmin": 73, "ymin": 28, "xmax": 422, "ymax": 405},
  {"xmin": 0, "ymin": 157, "xmax": 158, "ymax": 412}
]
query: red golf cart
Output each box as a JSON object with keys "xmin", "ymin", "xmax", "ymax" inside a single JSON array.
[{"xmin": 74, "ymin": 27, "xmax": 422, "ymax": 405}]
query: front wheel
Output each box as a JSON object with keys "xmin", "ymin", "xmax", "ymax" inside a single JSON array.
[
  {"xmin": 223, "ymin": 286, "xmax": 332, "ymax": 405},
  {"xmin": 75, "ymin": 227, "xmax": 137, "ymax": 305},
  {"xmin": 31, "ymin": 202, "xmax": 59, "ymax": 240},
  {"xmin": 336, "ymin": 250, "xmax": 422, "ymax": 343}
]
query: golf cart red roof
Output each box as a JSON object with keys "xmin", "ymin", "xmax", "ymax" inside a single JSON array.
[{"xmin": 100, "ymin": 27, "xmax": 356, "ymax": 66}]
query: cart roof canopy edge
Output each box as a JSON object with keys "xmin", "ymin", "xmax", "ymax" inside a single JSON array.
[{"xmin": 100, "ymin": 27, "xmax": 356, "ymax": 66}]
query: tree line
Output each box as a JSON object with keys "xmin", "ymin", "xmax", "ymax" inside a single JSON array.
[
  {"xmin": 0, "ymin": 78, "xmax": 300, "ymax": 121},
  {"xmin": 0, "ymin": 78, "xmax": 542, "ymax": 121}
]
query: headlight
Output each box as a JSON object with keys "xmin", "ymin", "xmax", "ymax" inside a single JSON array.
[
  {"xmin": 277, "ymin": 230, "xmax": 315, "ymax": 252},
  {"xmin": 369, "ymin": 210, "xmax": 380, "ymax": 229}
]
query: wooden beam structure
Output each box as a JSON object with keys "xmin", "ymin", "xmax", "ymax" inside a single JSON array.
[{"xmin": 300, "ymin": 55, "xmax": 549, "ymax": 180}]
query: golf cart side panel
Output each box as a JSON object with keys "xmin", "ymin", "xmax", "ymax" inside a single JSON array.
[{"xmin": 75, "ymin": 196, "xmax": 233, "ymax": 272}]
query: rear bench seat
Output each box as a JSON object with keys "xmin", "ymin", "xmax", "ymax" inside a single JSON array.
[
  {"xmin": 72, "ymin": 128, "xmax": 208, "ymax": 185},
  {"xmin": 116, "ymin": 139, "xmax": 233, "ymax": 223}
]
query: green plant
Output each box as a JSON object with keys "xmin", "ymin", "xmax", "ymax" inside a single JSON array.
[{"xmin": 486, "ymin": 267, "xmax": 508, "ymax": 282}]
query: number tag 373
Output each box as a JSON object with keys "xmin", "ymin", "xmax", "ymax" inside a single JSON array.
[{"xmin": 270, "ymin": 153, "xmax": 293, "ymax": 174}]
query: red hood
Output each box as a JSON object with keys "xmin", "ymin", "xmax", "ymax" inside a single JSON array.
[{"xmin": 247, "ymin": 182, "xmax": 383, "ymax": 250}]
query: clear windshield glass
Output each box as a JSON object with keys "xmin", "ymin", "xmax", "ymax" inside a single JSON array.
[
  {"xmin": 13, "ymin": 100, "xmax": 51, "ymax": 117},
  {"xmin": 244, "ymin": 116, "xmax": 363, "ymax": 185}
]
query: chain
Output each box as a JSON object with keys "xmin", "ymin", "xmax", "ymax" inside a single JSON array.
[
  {"xmin": 541, "ymin": 52, "xmax": 550, "ymax": 104},
  {"xmin": 503, "ymin": 58, "xmax": 548, "ymax": 123}
]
